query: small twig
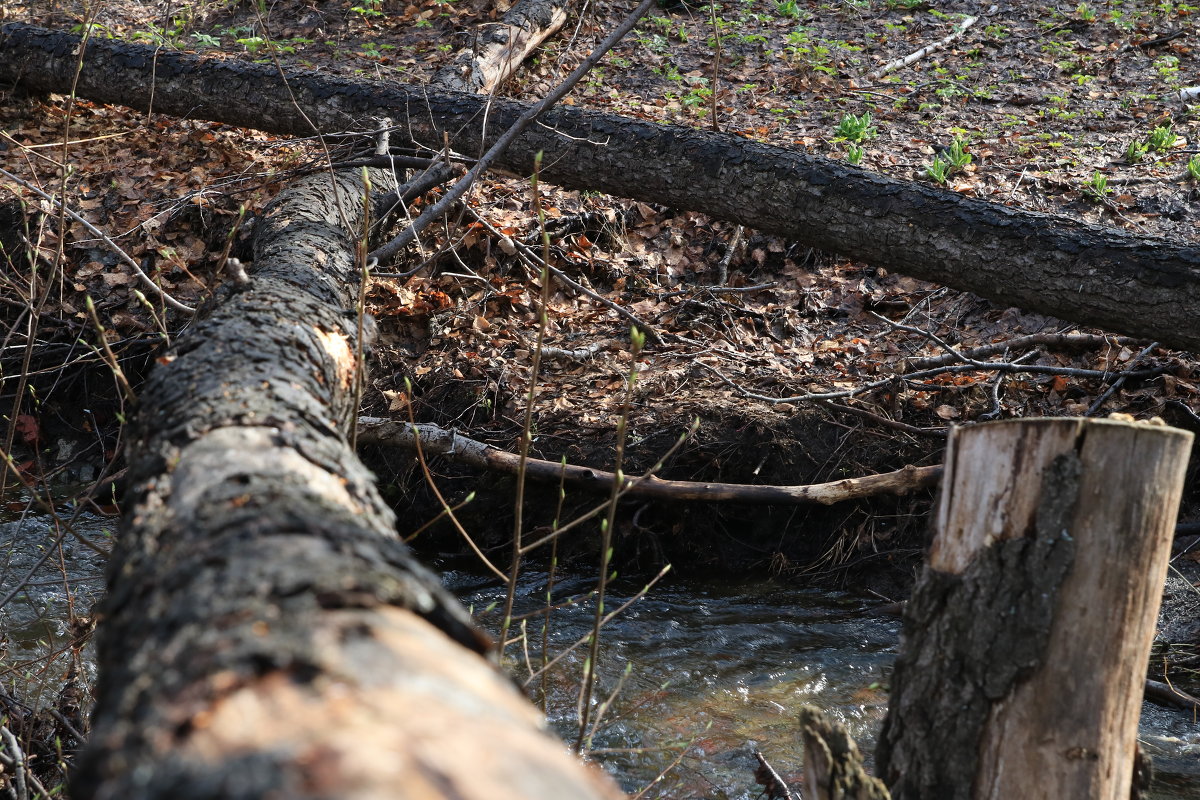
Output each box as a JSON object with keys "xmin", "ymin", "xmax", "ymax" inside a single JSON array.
[
  {"xmin": 697, "ymin": 359, "xmax": 1165, "ymax": 406},
  {"xmin": 0, "ymin": 725, "xmax": 29, "ymax": 800},
  {"xmin": 629, "ymin": 726, "xmax": 705, "ymax": 800},
  {"xmin": 659, "ymin": 281, "xmax": 776, "ymax": 300},
  {"xmin": 367, "ymin": 0, "xmax": 657, "ymax": 265},
  {"xmin": 904, "ymin": 332, "xmax": 1141, "ymax": 370},
  {"xmin": 869, "ymin": 309, "xmax": 975, "ymax": 366},
  {"xmin": 539, "ymin": 341, "xmax": 607, "ymax": 360},
  {"xmin": 708, "ymin": 0, "xmax": 722, "ymax": 133},
  {"xmin": 329, "ymin": 153, "xmax": 444, "ymax": 171},
  {"xmin": 0, "ymin": 166, "xmax": 195, "ymax": 314},
  {"xmin": 715, "ymin": 224, "xmax": 742, "ymax": 286},
  {"xmin": 753, "ymin": 750, "xmax": 799, "ymax": 800},
  {"xmin": 1135, "ymin": 29, "xmax": 1188, "ymax": 50},
  {"xmin": 865, "ymin": 14, "xmax": 978, "ymax": 80},
  {"xmin": 1086, "ymin": 341, "xmax": 1158, "ymax": 416},
  {"xmin": 522, "ymin": 565, "xmax": 672, "ymax": 687},
  {"xmin": 817, "ymin": 399, "xmax": 947, "ymax": 439}
]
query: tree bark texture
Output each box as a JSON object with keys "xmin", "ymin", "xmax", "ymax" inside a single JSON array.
[
  {"xmin": 798, "ymin": 706, "xmax": 890, "ymax": 800},
  {"xmin": 876, "ymin": 418, "xmax": 1191, "ymax": 800},
  {"xmin": 430, "ymin": 0, "xmax": 569, "ymax": 92},
  {"xmin": 70, "ymin": 166, "xmax": 623, "ymax": 799},
  {"xmin": 3, "ymin": 24, "xmax": 1200, "ymax": 351}
]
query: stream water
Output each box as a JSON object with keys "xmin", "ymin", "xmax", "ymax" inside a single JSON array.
[{"xmin": 1, "ymin": 515, "xmax": 1197, "ymax": 798}]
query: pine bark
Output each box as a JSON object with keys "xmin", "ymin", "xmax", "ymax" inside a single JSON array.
[
  {"xmin": 3, "ymin": 23, "xmax": 1200, "ymax": 351},
  {"xmin": 876, "ymin": 418, "xmax": 1191, "ymax": 800}
]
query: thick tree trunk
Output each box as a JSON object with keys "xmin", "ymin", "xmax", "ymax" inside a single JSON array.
[
  {"xmin": 876, "ymin": 418, "xmax": 1191, "ymax": 800},
  {"xmin": 431, "ymin": 0, "xmax": 569, "ymax": 92},
  {"xmin": 70, "ymin": 166, "xmax": 623, "ymax": 799},
  {"xmin": 4, "ymin": 24, "xmax": 1200, "ymax": 351}
]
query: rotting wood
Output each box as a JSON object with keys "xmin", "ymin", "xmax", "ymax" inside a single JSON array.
[
  {"xmin": 3, "ymin": 24, "xmax": 1200, "ymax": 352},
  {"xmin": 356, "ymin": 417, "xmax": 942, "ymax": 505},
  {"xmin": 70, "ymin": 168, "xmax": 625, "ymax": 799},
  {"xmin": 798, "ymin": 706, "xmax": 890, "ymax": 800},
  {"xmin": 877, "ymin": 417, "xmax": 1192, "ymax": 800},
  {"xmin": 430, "ymin": 0, "xmax": 570, "ymax": 93}
]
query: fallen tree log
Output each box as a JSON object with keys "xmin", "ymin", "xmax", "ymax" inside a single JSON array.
[
  {"xmin": 70, "ymin": 166, "xmax": 623, "ymax": 798},
  {"xmin": 431, "ymin": 0, "xmax": 569, "ymax": 92},
  {"xmin": 356, "ymin": 417, "xmax": 942, "ymax": 505},
  {"xmin": 3, "ymin": 24, "xmax": 1200, "ymax": 351}
]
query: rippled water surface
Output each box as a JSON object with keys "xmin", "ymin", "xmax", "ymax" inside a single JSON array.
[
  {"xmin": 448, "ymin": 569, "xmax": 899, "ymax": 798},
  {"xmin": 448, "ymin": 568, "xmax": 1200, "ymax": 799},
  {"xmin": 0, "ymin": 515, "xmax": 1196, "ymax": 799}
]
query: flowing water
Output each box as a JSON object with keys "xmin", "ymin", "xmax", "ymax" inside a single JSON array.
[
  {"xmin": 0, "ymin": 513, "xmax": 109, "ymax": 709},
  {"xmin": 448, "ymin": 568, "xmax": 1200, "ymax": 799},
  {"xmin": 0, "ymin": 515, "xmax": 1197, "ymax": 798},
  {"xmin": 447, "ymin": 568, "xmax": 897, "ymax": 798}
]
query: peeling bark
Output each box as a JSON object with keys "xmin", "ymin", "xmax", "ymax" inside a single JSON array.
[
  {"xmin": 431, "ymin": 0, "xmax": 569, "ymax": 92},
  {"xmin": 70, "ymin": 167, "xmax": 623, "ymax": 799},
  {"xmin": 877, "ymin": 418, "xmax": 1190, "ymax": 800},
  {"xmin": 2, "ymin": 24, "xmax": 1200, "ymax": 351}
]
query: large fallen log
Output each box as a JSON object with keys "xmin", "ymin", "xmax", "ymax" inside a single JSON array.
[
  {"xmin": 69, "ymin": 165, "xmax": 623, "ymax": 798},
  {"xmin": 3, "ymin": 24, "xmax": 1200, "ymax": 351}
]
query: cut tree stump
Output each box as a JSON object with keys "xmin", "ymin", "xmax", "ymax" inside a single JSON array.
[
  {"xmin": 3, "ymin": 24, "xmax": 1200, "ymax": 351},
  {"xmin": 877, "ymin": 417, "xmax": 1191, "ymax": 800}
]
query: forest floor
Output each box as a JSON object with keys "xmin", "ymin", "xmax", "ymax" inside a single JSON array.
[
  {"xmin": 2, "ymin": 0, "xmax": 1199, "ymax": 796},
  {"xmin": 3, "ymin": 0, "xmax": 1198, "ymax": 568}
]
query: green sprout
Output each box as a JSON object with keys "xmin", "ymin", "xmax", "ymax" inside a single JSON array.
[
  {"xmin": 833, "ymin": 111, "xmax": 877, "ymax": 144},
  {"xmin": 945, "ymin": 137, "xmax": 973, "ymax": 171},
  {"xmin": 1082, "ymin": 170, "xmax": 1111, "ymax": 202},
  {"xmin": 1188, "ymin": 154, "xmax": 1200, "ymax": 181},
  {"xmin": 846, "ymin": 143, "xmax": 865, "ymax": 165},
  {"xmin": 1148, "ymin": 124, "xmax": 1176, "ymax": 152},
  {"xmin": 926, "ymin": 155, "xmax": 950, "ymax": 184},
  {"xmin": 1125, "ymin": 139, "xmax": 1149, "ymax": 163}
]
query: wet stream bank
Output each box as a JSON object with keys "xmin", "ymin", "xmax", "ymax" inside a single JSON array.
[
  {"xmin": 448, "ymin": 568, "xmax": 1200, "ymax": 800},
  {"xmin": 0, "ymin": 515, "xmax": 1197, "ymax": 798}
]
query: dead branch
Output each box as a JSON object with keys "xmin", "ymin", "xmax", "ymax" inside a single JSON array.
[
  {"xmin": 865, "ymin": 15, "xmax": 979, "ymax": 81},
  {"xmin": 903, "ymin": 332, "xmax": 1144, "ymax": 370},
  {"xmin": 355, "ymin": 417, "xmax": 941, "ymax": 505},
  {"xmin": 367, "ymin": 0, "xmax": 656, "ymax": 265}
]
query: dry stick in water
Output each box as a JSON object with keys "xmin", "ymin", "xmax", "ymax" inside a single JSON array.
[{"xmin": 500, "ymin": 153, "xmax": 555, "ymax": 653}]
